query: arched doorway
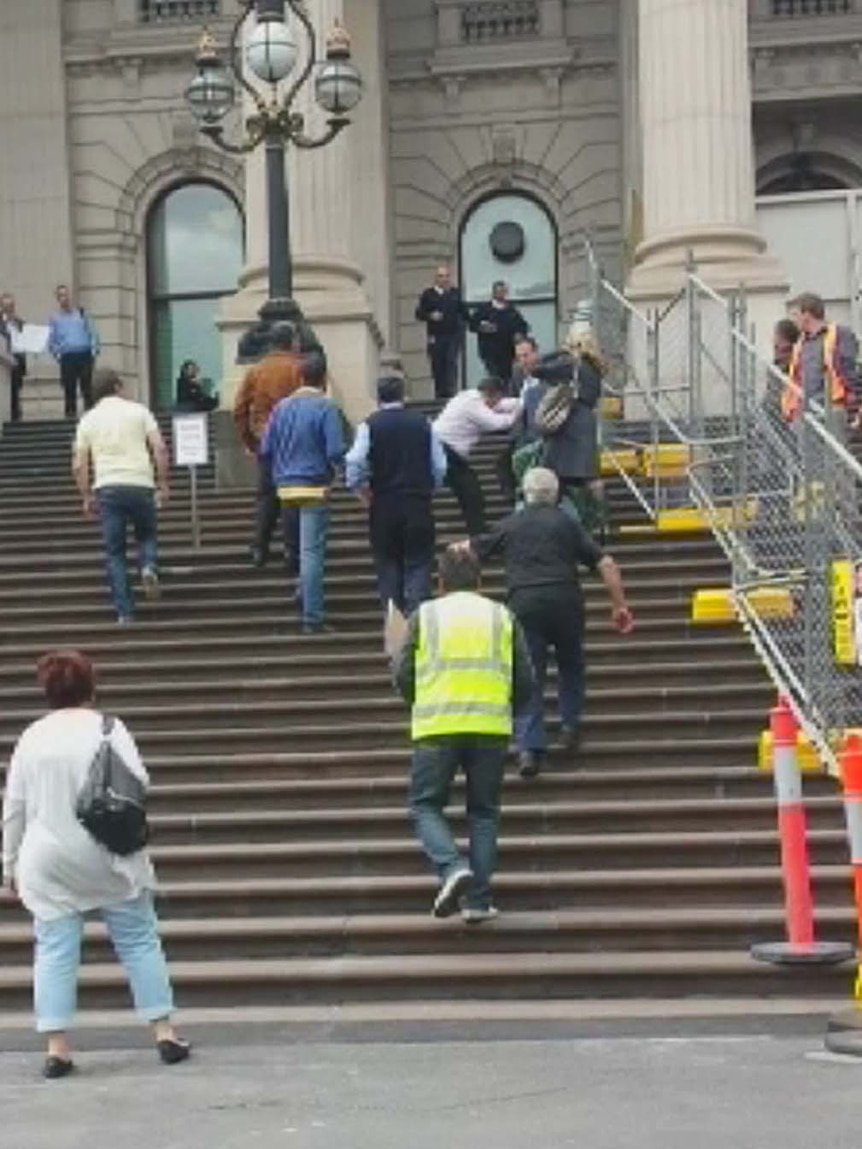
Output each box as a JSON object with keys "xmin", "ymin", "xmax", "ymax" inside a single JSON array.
[
  {"xmin": 459, "ymin": 192, "xmax": 558, "ymax": 388},
  {"xmin": 146, "ymin": 182, "xmax": 244, "ymax": 409}
]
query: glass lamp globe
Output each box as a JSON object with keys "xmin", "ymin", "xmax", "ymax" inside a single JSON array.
[
  {"xmin": 246, "ymin": 19, "xmax": 298, "ymax": 85},
  {"xmin": 315, "ymin": 58, "xmax": 363, "ymax": 115},
  {"xmin": 185, "ymin": 61, "xmax": 235, "ymax": 125}
]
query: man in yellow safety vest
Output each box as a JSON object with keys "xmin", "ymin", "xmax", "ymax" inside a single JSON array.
[
  {"xmin": 393, "ymin": 548, "xmax": 535, "ymax": 923},
  {"xmin": 783, "ymin": 292, "xmax": 859, "ymax": 425}
]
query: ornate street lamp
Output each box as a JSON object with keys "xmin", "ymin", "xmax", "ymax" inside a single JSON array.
[{"xmin": 184, "ymin": 0, "xmax": 363, "ymax": 357}]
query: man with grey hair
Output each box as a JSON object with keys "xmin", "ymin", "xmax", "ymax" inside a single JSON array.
[{"xmin": 454, "ymin": 467, "xmax": 633, "ymax": 778}]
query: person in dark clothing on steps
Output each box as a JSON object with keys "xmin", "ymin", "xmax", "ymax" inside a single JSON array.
[
  {"xmin": 415, "ymin": 266, "xmax": 467, "ymax": 400},
  {"xmin": 0, "ymin": 293, "xmax": 27, "ymax": 422},
  {"xmin": 456, "ymin": 467, "xmax": 634, "ymax": 779},
  {"xmin": 468, "ymin": 281, "xmax": 529, "ymax": 386},
  {"xmin": 345, "ymin": 376, "xmax": 448, "ymax": 617}
]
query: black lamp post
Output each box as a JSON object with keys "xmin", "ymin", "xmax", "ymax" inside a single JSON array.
[{"xmin": 184, "ymin": 0, "xmax": 363, "ymax": 359}]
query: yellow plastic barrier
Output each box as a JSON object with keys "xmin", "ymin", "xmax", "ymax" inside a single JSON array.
[
  {"xmin": 599, "ymin": 449, "xmax": 639, "ymax": 477},
  {"xmin": 691, "ymin": 586, "xmax": 794, "ymax": 624},
  {"xmin": 600, "ymin": 396, "xmax": 623, "ymax": 420},
  {"xmin": 757, "ymin": 729, "xmax": 823, "ymax": 774},
  {"xmin": 639, "ymin": 443, "xmax": 690, "ymax": 479}
]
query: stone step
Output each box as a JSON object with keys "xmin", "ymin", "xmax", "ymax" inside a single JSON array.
[
  {"xmin": 0, "ymin": 949, "xmax": 850, "ymax": 1011},
  {"xmin": 0, "ymin": 685, "xmax": 772, "ymax": 744},
  {"xmin": 100, "ymin": 827, "xmax": 849, "ymax": 883},
  {"xmin": 0, "ymin": 659, "xmax": 766, "ymax": 705},
  {"xmin": 139, "ymin": 765, "xmax": 827, "ymax": 814},
  {"xmin": 45, "ymin": 735, "xmax": 762, "ymax": 786},
  {"xmin": 0, "ymin": 707, "xmax": 768, "ymax": 756},
  {"xmin": 0, "ymin": 865, "xmax": 853, "ymax": 924},
  {"xmin": 0, "ymin": 907, "xmax": 853, "ymax": 966},
  {"xmin": 143, "ymin": 794, "xmax": 842, "ymax": 847}
]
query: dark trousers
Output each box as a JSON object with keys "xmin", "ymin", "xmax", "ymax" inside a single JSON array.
[
  {"xmin": 428, "ymin": 335, "xmax": 460, "ymax": 400},
  {"xmin": 444, "ymin": 445, "xmax": 486, "ymax": 536},
  {"xmin": 495, "ymin": 442, "xmax": 517, "ymax": 504},
  {"xmin": 255, "ymin": 456, "xmax": 299, "ymax": 573},
  {"xmin": 410, "ymin": 737, "xmax": 506, "ymax": 911},
  {"xmin": 369, "ymin": 493, "xmax": 435, "ymax": 617},
  {"xmin": 59, "ymin": 351, "xmax": 93, "ymax": 418},
  {"xmin": 10, "ymin": 361, "xmax": 24, "ymax": 422},
  {"xmin": 481, "ymin": 348, "xmax": 514, "ymax": 388},
  {"xmin": 510, "ymin": 585, "xmax": 585, "ymax": 753}
]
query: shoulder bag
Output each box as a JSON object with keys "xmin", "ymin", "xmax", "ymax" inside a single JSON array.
[{"xmin": 76, "ymin": 714, "xmax": 149, "ymax": 857}]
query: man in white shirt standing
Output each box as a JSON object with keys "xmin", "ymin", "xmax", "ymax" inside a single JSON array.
[
  {"xmin": 433, "ymin": 376, "xmax": 521, "ymax": 535},
  {"xmin": 72, "ymin": 369, "xmax": 170, "ymax": 625}
]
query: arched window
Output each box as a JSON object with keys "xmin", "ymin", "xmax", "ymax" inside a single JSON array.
[
  {"xmin": 147, "ymin": 182, "xmax": 244, "ymax": 409},
  {"xmin": 459, "ymin": 193, "xmax": 558, "ymax": 388}
]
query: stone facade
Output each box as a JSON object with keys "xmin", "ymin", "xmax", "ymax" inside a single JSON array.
[{"xmin": 1, "ymin": 0, "xmax": 862, "ymax": 415}]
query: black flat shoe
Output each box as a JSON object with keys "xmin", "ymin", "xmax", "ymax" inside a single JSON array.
[
  {"xmin": 43, "ymin": 1056, "xmax": 74, "ymax": 1080},
  {"xmin": 157, "ymin": 1038, "xmax": 191, "ymax": 1065}
]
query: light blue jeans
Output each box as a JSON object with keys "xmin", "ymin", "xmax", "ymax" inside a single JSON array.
[
  {"xmin": 297, "ymin": 503, "xmax": 330, "ymax": 626},
  {"xmin": 34, "ymin": 893, "xmax": 173, "ymax": 1033}
]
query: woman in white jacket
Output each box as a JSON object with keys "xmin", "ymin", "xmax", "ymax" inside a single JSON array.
[{"xmin": 1, "ymin": 650, "xmax": 189, "ymax": 1078}]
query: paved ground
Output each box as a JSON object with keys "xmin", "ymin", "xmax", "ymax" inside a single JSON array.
[{"xmin": 3, "ymin": 1030, "xmax": 862, "ymax": 1149}]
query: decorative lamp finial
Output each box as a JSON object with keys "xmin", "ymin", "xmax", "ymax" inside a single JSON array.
[
  {"xmin": 325, "ymin": 19, "xmax": 352, "ymax": 60},
  {"xmin": 196, "ymin": 28, "xmax": 219, "ymax": 63}
]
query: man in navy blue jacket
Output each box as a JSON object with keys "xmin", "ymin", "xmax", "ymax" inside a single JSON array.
[
  {"xmin": 346, "ymin": 375, "xmax": 447, "ymax": 617},
  {"xmin": 259, "ymin": 353, "xmax": 346, "ymax": 633}
]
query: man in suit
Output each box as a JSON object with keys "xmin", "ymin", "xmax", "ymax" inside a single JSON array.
[
  {"xmin": 415, "ymin": 266, "xmax": 467, "ymax": 400},
  {"xmin": 0, "ymin": 293, "xmax": 26, "ymax": 422},
  {"xmin": 468, "ymin": 281, "xmax": 529, "ymax": 387}
]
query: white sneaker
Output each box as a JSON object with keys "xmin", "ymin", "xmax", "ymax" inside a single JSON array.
[
  {"xmin": 432, "ymin": 867, "xmax": 473, "ymax": 919},
  {"xmin": 462, "ymin": 906, "xmax": 499, "ymax": 925},
  {"xmin": 141, "ymin": 568, "xmax": 161, "ymax": 601}
]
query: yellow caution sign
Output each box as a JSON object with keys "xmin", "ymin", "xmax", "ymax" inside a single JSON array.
[{"xmin": 832, "ymin": 560, "xmax": 856, "ymax": 666}]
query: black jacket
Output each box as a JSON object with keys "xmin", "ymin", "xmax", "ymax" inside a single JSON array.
[
  {"xmin": 415, "ymin": 287, "xmax": 467, "ymax": 339},
  {"xmin": 468, "ymin": 302, "xmax": 529, "ymax": 371}
]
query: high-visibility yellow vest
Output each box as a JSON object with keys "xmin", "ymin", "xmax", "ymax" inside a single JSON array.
[
  {"xmin": 411, "ymin": 591, "xmax": 513, "ymax": 741},
  {"xmin": 782, "ymin": 325, "xmax": 848, "ymax": 421}
]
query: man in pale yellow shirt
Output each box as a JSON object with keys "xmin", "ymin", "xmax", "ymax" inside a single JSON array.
[{"xmin": 72, "ymin": 369, "xmax": 170, "ymax": 624}]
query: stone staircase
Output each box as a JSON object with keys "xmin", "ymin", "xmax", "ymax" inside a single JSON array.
[{"xmin": 0, "ymin": 416, "xmax": 853, "ymax": 1014}]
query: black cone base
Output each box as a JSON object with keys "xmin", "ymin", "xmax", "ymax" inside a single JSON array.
[{"xmin": 750, "ymin": 940, "xmax": 856, "ymax": 966}]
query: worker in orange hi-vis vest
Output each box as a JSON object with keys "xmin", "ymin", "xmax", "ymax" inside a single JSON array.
[{"xmin": 782, "ymin": 292, "xmax": 861, "ymax": 429}]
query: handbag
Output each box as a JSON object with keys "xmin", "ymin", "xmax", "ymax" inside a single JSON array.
[
  {"xmin": 76, "ymin": 714, "xmax": 149, "ymax": 857},
  {"xmin": 534, "ymin": 383, "xmax": 575, "ymax": 436}
]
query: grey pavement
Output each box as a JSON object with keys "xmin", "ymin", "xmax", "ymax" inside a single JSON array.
[{"xmin": 3, "ymin": 1034, "xmax": 862, "ymax": 1149}]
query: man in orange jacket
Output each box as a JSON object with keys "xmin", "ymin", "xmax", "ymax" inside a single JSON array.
[
  {"xmin": 233, "ymin": 322, "xmax": 303, "ymax": 569},
  {"xmin": 783, "ymin": 293, "xmax": 860, "ymax": 427}
]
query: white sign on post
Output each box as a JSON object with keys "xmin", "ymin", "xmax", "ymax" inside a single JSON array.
[
  {"xmin": 172, "ymin": 413, "xmax": 209, "ymax": 549},
  {"xmin": 172, "ymin": 413, "xmax": 210, "ymax": 468}
]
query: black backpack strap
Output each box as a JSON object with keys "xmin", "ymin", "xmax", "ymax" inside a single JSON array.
[{"xmin": 101, "ymin": 713, "xmax": 115, "ymax": 737}]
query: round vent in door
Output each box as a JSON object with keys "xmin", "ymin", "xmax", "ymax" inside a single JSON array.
[{"xmin": 489, "ymin": 220, "xmax": 525, "ymax": 263}]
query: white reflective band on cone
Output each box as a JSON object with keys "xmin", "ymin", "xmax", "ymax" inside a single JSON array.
[
  {"xmin": 774, "ymin": 743, "xmax": 803, "ymax": 806},
  {"xmin": 845, "ymin": 797, "xmax": 862, "ymax": 866}
]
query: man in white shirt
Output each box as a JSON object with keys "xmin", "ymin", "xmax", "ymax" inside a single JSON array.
[
  {"xmin": 72, "ymin": 369, "xmax": 170, "ymax": 624},
  {"xmin": 433, "ymin": 376, "xmax": 521, "ymax": 534}
]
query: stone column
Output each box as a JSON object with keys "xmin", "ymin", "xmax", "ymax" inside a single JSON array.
[
  {"xmin": 219, "ymin": 0, "xmax": 385, "ymax": 429},
  {"xmin": 627, "ymin": 0, "xmax": 784, "ymax": 304}
]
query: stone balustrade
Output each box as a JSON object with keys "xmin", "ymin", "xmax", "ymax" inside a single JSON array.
[{"xmin": 138, "ymin": 0, "xmax": 220, "ymax": 23}]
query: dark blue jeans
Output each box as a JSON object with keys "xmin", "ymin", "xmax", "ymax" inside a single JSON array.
[
  {"xmin": 97, "ymin": 486, "xmax": 158, "ymax": 621},
  {"xmin": 409, "ymin": 738, "xmax": 506, "ymax": 911},
  {"xmin": 511, "ymin": 585, "xmax": 585, "ymax": 753}
]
